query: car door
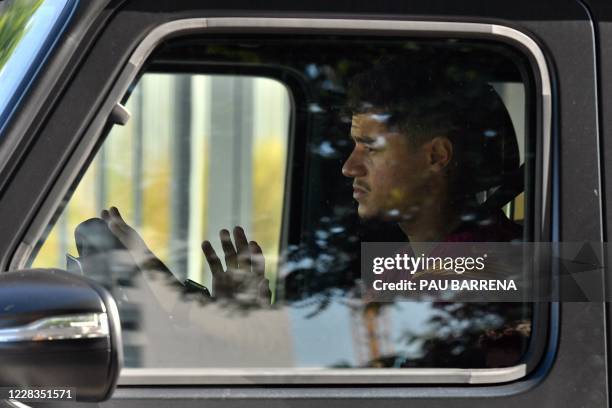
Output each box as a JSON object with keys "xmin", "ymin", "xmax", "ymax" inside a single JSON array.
[
  {"xmin": 584, "ymin": 1, "xmax": 612, "ymax": 401},
  {"xmin": 0, "ymin": 0, "xmax": 605, "ymax": 407}
]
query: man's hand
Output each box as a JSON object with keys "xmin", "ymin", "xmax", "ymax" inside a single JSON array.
[
  {"xmin": 100, "ymin": 206, "xmax": 202, "ymax": 327},
  {"xmin": 100, "ymin": 206, "xmax": 156, "ymax": 268},
  {"xmin": 202, "ymin": 226, "xmax": 271, "ymax": 306},
  {"xmin": 101, "ymin": 207, "xmax": 271, "ymax": 306},
  {"xmin": 100, "ymin": 206, "xmax": 183, "ymax": 291}
]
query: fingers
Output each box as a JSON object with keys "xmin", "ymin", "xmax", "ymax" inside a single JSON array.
[
  {"xmin": 100, "ymin": 206, "xmax": 127, "ymax": 234},
  {"xmin": 109, "ymin": 206, "xmax": 128, "ymax": 228},
  {"xmin": 249, "ymin": 241, "xmax": 265, "ymax": 281},
  {"xmin": 110, "ymin": 206, "xmax": 122, "ymax": 217},
  {"xmin": 250, "ymin": 241, "xmax": 270, "ymax": 305},
  {"xmin": 258, "ymin": 278, "xmax": 272, "ymax": 305},
  {"xmin": 100, "ymin": 206, "xmax": 150, "ymax": 251},
  {"xmin": 100, "ymin": 207, "xmax": 126, "ymax": 244},
  {"xmin": 233, "ymin": 226, "xmax": 250, "ymax": 269},
  {"xmin": 107, "ymin": 219, "xmax": 125, "ymax": 238},
  {"xmin": 202, "ymin": 240, "xmax": 224, "ymax": 278},
  {"xmin": 220, "ymin": 229, "xmax": 238, "ymax": 272},
  {"xmin": 207, "ymin": 227, "xmax": 270, "ymax": 304}
]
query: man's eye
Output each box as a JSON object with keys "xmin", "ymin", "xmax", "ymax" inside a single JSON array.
[{"xmin": 364, "ymin": 145, "xmax": 376, "ymax": 152}]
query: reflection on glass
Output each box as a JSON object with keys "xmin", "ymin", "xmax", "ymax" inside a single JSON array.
[{"xmin": 31, "ymin": 39, "xmax": 533, "ymax": 371}]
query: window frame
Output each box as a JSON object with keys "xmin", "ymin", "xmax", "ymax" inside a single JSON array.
[{"xmin": 8, "ymin": 17, "xmax": 553, "ymax": 386}]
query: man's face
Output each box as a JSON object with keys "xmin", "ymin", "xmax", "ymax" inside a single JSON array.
[{"xmin": 342, "ymin": 112, "xmax": 433, "ymax": 221}]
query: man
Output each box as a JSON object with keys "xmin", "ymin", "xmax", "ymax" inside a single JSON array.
[
  {"xmin": 341, "ymin": 56, "xmax": 528, "ymax": 368},
  {"xmin": 100, "ymin": 55, "xmax": 522, "ymax": 304}
]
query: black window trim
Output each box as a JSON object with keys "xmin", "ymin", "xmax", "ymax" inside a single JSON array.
[{"xmin": 8, "ymin": 16, "xmax": 553, "ymax": 387}]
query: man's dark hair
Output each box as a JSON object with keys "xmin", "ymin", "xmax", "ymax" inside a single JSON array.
[{"xmin": 347, "ymin": 53, "xmax": 520, "ymax": 197}]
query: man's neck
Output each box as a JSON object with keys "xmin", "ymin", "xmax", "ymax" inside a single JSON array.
[{"xmin": 398, "ymin": 201, "xmax": 463, "ymax": 243}]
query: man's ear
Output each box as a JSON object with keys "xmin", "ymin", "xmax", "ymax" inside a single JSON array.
[{"xmin": 426, "ymin": 137, "xmax": 453, "ymax": 171}]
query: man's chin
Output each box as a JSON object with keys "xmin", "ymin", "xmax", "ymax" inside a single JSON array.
[
  {"xmin": 356, "ymin": 203, "xmax": 375, "ymax": 219},
  {"xmin": 357, "ymin": 207, "xmax": 373, "ymax": 219}
]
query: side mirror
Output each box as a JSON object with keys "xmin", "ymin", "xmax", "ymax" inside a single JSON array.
[{"xmin": 0, "ymin": 269, "xmax": 122, "ymax": 402}]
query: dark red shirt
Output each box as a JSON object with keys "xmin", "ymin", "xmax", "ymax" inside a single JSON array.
[{"xmin": 442, "ymin": 208, "xmax": 522, "ymax": 243}]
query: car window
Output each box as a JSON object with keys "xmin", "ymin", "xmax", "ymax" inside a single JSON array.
[
  {"xmin": 29, "ymin": 35, "xmax": 537, "ymax": 376},
  {"xmin": 0, "ymin": 0, "xmax": 77, "ymax": 135}
]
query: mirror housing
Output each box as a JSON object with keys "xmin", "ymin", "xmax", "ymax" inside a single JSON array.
[{"xmin": 0, "ymin": 269, "xmax": 122, "ymax": 401}]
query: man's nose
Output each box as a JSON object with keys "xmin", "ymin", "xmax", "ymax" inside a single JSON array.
[{"xmin": 342, "ymin": 149, "xmax": 366, "ymax": 178}]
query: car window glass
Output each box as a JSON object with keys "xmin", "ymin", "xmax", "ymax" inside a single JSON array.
[{"xmin": 30, "ymin": 36, "xmax": 536, "ymax": 372}]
